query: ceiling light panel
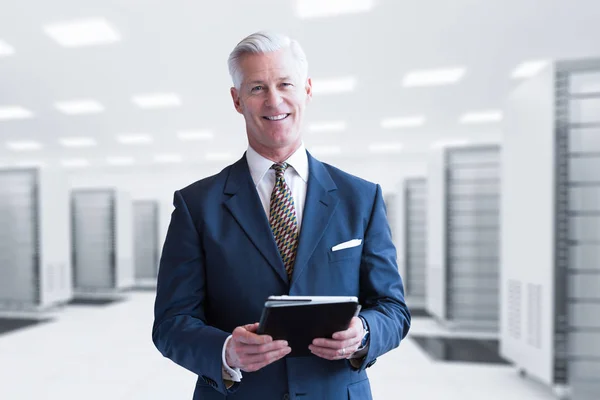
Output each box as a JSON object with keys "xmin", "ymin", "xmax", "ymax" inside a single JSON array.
[
  {"xmin": 380, "ymin": 116, "xmax": 425, "ymax": 129},
  {"xmin": 0, "ymin": 106, "xmax": 34, "ymax": 120},
  {"xmin": 311, "ymin": 77, "xmax": 356, "ymax": 94},
  {"xmin": 132, "ymin": 93, "xmax": 182, "ymax": 109},
  {"xmin": 295, "ymin": 0, "xmax": 374, "ymax": 19},
  {"xmin": 7, "ymin": 140, "xmax": 42, "ymax": 151},
  {"xmin": 308, "ymin": 121, "xmax": 347, "ymax": 133},
  {"xmin": 459, "ymin": 110, "xmax": 503, "ymax": 124},
  {"xmin": 368, "ymin": 142, "xmax": 404, "ymax": 153},
  {"xmin": 55, "ymin": 99, "xmax": 105, "ymax": 115},
  {"xmin": 59, "ymin": 137, "xmax": 97, "ymax": 147},
  {"xmin": 177, "ymin": 130, "xmax": 214, "ymax": 141},
  {"xmin": 431, "ymin": 139, "xmax": 471, "ymax": 148},
  {"xmin": 402, "ymin": 67, "xmax": 466, "ymax": 87},
  {"xmin": 61, "ymin": 158, "xmax": 90, "ymax": 168},
  {"xmin": 43, "ymin": 18, "xmax": 121, "ymax": 48},
  {"xmin": 511, "ymin": 60, "xmax": 549, "ymax": 79},
  {"xmin": 0, "ymin": 39, "xmax": 15, "ymax": 56},
  {"xmin": 107, "ymin": 156, "xmax": 135, "ymax": 166},
  {"xmin": 116, "ymin": 134, "xmax": 153, "ymax": 144}
]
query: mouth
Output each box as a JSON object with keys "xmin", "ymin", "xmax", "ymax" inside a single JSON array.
[{"xmin": 263, "ymin": 113, "xmax": 290, "ymax": 121}]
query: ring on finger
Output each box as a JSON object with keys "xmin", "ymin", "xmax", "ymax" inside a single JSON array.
[{"xmin": 341, "ymin": 347, "xmax": 346, "ymax": 356}]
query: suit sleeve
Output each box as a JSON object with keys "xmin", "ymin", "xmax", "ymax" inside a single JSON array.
[
  {"xmin": 152, "ymin": 190, "xmax": 238, "ymax": 394},
  {"xmin": 354, "ymin": 183, "xmax": 411, "ymax": 371}
]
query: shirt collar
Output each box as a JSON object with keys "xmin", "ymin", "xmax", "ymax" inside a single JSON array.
[{"xmin": 246, "ymin": 142, "xmax": 309, "ymax": 186}]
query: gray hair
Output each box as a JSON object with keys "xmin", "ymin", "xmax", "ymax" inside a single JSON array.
[{"xmin": 227, "ymin": 31, "xmax": 309, "ymax": 89}]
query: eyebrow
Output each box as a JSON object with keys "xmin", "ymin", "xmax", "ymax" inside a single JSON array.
[{"xmin": 247, "ymin": 76, "xmax": 295, "ymax": 85}]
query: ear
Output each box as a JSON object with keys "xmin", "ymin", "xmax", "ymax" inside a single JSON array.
[
  {"xmin": 230, "ymin": 87, "xmax": 243, "ymax": 114},
  {"xmin": 305, "ymin": 77, "xmax": 313, "ymax": 103}
]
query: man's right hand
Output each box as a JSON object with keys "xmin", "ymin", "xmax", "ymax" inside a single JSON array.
[{"xmin": 225, "ymin": 322, "xmax": 291, "ymax": 372}]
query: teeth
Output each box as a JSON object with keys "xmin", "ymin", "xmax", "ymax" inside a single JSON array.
[{"xmin": 265, "ymin": 114, "xmax": 288, "ymax": 121}]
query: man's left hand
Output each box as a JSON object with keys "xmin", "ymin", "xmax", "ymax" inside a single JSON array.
[{"xmin": 309, "ymin": 316, "xmax": 364, "ymax": 360}]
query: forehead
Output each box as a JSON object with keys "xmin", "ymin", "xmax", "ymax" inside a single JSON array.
[{"xmin": 239, "ymin": 48, "xmax": 300, "ymax": 84}]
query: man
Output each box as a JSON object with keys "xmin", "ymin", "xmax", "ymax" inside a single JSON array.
[{"xmin": 152, "ymin": 31, "xmax": 411, "ymax": 400}]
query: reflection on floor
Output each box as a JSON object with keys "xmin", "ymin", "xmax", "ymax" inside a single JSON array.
[
  {"xmin": 0, "ymin": 292, "xmax": 558, "ymax": 400},
  {"xmin": 407, "ymin": 307, "xmax": 432, "ymax": 318},
  {"xmin": 411, "ymin": 335, "xmax": 511, "ymax": 365},
  {"xmin": 0, "ymin": 317, "xmax": 52, "ymax": 336},
  {"xmin": 68, "ymin": 298, "xmax": 125, "ymax": 306}
]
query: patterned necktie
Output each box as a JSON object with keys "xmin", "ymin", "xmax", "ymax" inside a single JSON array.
[{"xmin": 269, "ymin": 162, "xmax": 299, "ymax": 281}]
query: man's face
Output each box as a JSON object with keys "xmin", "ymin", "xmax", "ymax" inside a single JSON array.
[{"xmin": 230, "ymin": 48, "xmax": 312, "ymax": 156}]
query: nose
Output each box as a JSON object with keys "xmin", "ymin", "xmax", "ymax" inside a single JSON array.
[{"xmin": 265, "ymin": 88, "xmax": 283, "ymax": 108}]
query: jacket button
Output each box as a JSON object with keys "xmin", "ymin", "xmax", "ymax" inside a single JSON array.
[{"xmin": 282, "ymin": 394, "xmax": 290, "ymax": 400}]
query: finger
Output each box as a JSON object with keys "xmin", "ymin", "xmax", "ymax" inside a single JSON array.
[
  {"xmin": 311, "ymin": 342, "xmax": 360, "ymax": 359},
  {"xmin": 233, "ymin": 326, "xmax": 272, "ymax": 345},
  {"xmin": 241, "ymin": 346, "xmax": 292, "ymax": 372},
  {"xmin": 312, "ymin": 336, "xmax": 359, "ymax": 349},
  {"xmin": 309, "ymin": 344, "xmax": 352, "ymax": 360},
  {"xmin": 332, "ymin": 318, "xmax": 362, "ymax": 340},
  {"xmin": 237, "ymin": 340, "xmax": 289, "ymax": 355}
]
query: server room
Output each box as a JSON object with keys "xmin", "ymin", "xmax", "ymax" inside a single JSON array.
[{"xmin": 0, "ymin": 1, "xmax": 599, "ymax": 399}]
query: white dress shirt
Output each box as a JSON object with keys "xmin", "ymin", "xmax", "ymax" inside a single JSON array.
[{"xmin": 222, "ymin": 142, "xmax": 309, "ymax": 384}]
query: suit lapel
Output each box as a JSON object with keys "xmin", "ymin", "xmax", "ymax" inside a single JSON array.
[
  {"xmin": 291, "ymin": 152, "xmax": 339, "ymax": 284},
  {"xmin": 223, "ymin": 154, "xmax": 288, "ymax": 284}
]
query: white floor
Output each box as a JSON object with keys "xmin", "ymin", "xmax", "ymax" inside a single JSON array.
[{"xmin": 0, "ymin": 291, "xmax": 558, "ymax": 400}]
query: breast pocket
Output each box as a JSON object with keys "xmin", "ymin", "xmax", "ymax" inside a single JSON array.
[{"xmin": 328, "ymin": 244, "xmax": 363, "ymax": 263}]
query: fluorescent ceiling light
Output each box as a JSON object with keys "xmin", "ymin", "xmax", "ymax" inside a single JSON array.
[
  {"xmin": 6, "ymin": 140, "xmax": 42, "ymax": 151},
  {"xmin": 308, "ymin": 121, "xmax": 347, "ymax": 133},
  {"xmin": 311, "ymin": 77, "xmax": 356, "ymax": 94},
  {"xmin": 43, "ymin": 18, "xmax": 121, "ymax": 48},
  {"xmin": 117, "ymin": 134, "xmax": 153, "ymax": 144},
  {"xmin": 431, "ymin": 139, "xmax": 471, "ymax": 148},
  {"xmin": 368, "ymin": 142, "xmax": 403, "ymax": 154},
  {"xmin": 459, "ymin": 110, "xmax": 503, "ymax": 124},
  {"xmin": 295, "ymin": 0, "xmax": 374, "ymax": 19},
  {"xmin": 59, "ymin": 137, "xmax": 97, "ymax": 147},
  {"xmin": 206, "ymin": 152, "xmax": 235, "ymax": 162},
  {"xmin": 107, "ymin": 156, "xmax": 135, "ymax": 166},
  {"xmin": 132, "ymin": 93, "xmax": 182, "ymax": 109},
  {"xmin": 380, "ymin": 116, "xmax": 425, "ymax": 129},
  {"xmin": 55, "ymin": 99, "xmax": 104, "ymax": 115},
  {"xmin": 177, "ymin": 130, "xmax": 214, "ymax": 141},
  {"xmin": 511, "ymin": 60, "xmax": 548, "ymax": 79},
  {"xmin": 402, "ymin": 67, "xmax": 466, "ymax": 87},
  {"xmin": 15, "ymin": 160, "xmax": 46, "ymax": 168},
  {"xmin": 61, "ymin": 158, "xmax": 90, "ymax": 168},
  {"xmin": 0, "ymin": 39, "xmax": 15, "ymax": 56},
  {"xmin": 309, "ymin": 145, "xmax": 342, "ymax": 156},
  {"xmin": 155, "ymin": 154, "xmax": 183, "ymax": 163},
  {"xmin": 0, "ymin": 106, "xmax": 34, "ymax": 120}
]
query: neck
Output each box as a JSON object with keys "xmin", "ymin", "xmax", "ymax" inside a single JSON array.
[{"xmin": 250, "ymin": 141, "xmax": 302, "ymax": 163}]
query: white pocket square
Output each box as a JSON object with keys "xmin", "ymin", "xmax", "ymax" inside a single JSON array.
[{"xmin": 331, "ymin": 239, "xmax": 362, "ymax": 252}]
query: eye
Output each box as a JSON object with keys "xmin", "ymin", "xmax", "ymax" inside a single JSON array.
[
  {"xmin": 281, "ymin": 83, "xmax": 293, "ymax": 87},
  {"xmin": 251, "ymin": 85, "xmax": 263, "ymax": 92}
]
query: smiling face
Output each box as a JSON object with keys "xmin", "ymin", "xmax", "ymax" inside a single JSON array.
[{"xmin": 230, "ymin": 48, "xmax": 312, "ymax": 161}]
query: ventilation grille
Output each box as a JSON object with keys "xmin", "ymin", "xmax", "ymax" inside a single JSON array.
[
  {"xmin": 527, "ymin": 283, "xmax": 542, "ymax": 349},
  {"xmin": 508, "ymin": 279, "xmax": 522, "ymax": 340}
]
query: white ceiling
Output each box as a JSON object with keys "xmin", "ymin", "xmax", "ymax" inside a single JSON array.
[{"xmin": 0, "ymin": 0, "xmax": 599, "ymax": 168}]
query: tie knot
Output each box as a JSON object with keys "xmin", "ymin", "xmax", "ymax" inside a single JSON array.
[{"xmin": 272, "ymin": 162, "xmax": 289, "ymax": 177}]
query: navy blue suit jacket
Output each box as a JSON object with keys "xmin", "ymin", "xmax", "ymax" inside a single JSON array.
[{"xmin": 152, "ymin": 151, "xmax": 411, "ymax": 399}]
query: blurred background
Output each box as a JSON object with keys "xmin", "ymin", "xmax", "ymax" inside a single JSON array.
[{"xmin": 0, "ymin": 0, "xmax": 599, "ymax": 399}]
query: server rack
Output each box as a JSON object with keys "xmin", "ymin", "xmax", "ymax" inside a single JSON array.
[
  {"xmin": 501, "ymin": 58, "xmax": 600, "ymax": 399},
  {"xmin": 402, "ymin": 178, "xmax": 427, "ymax": 308},
  {"xmin": 71, "ymin": 188, "xmax": 134, "ymax": 298},
  {"xmin": 426, "ymin": 144, "xmax": 501, "ymax": 332},
  {"xmin": 0, "ymin": 167, "xmax": 72, "ymax": 311},
  {"xmin": 133, "ymin": 200, "xmax": 159, "ymax": 287}
]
